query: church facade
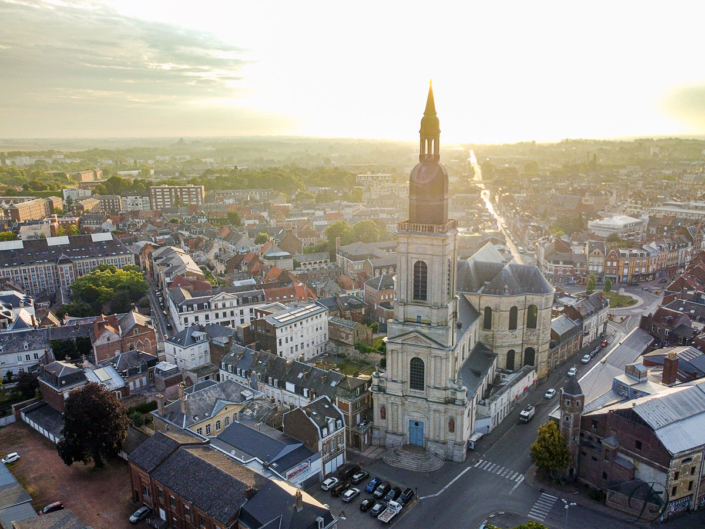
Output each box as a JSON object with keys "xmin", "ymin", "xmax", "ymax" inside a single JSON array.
[{"xmin": 371, "ymin": 84, "xmax": 554, "ymax": 462}]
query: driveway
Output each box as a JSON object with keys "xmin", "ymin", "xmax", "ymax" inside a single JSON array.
[{"xmin": 0, "ymin": 422, "xmax": 135, "ymax": 529}]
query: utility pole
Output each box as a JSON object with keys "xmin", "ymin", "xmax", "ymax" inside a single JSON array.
[{"xmin": 562, "ymin": 499, "xmax": 576, "ymax": 529}]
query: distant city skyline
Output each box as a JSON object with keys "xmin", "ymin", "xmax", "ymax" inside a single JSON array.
[{"xmin": 1, "ymin": 0, "xmax": 704, "ymax": 143}]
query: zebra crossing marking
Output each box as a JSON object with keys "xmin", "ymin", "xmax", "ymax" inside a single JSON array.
[
  {"xmin": 528, "ymin": 493, "xmax": 558, "ymax": 522},
  {"xmin": 473, "ymin": 459, "xmax": 524, "ymax": 483}
]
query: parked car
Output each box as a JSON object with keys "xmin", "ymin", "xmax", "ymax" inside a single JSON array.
[
  {"xmin": 600, "ymin": 339, "xmax": 608, "ymax": 347},
  {"xmin": 1, "ymin": 453, "xmax": 20, "ymax": 464},
  {"xmin": 399, "ymin": 487, "xmax": 415, "ymax": 505},
  {"xmin": 581, "ymin": 354, "xmax": 591, "ymax": 364},
  {"xmin": 39, "ymin": 502, "xmax": 64, "ymax": 516},
  {"xmin": 565, "ymin": 280, "xmax": 576, "ymax": 286},
  {"xmin": 370, "ymin": 501, "xmax": 388, "ymax": 518},
  {"xmin": 365, "ymin": 477, "xmax": 382, "ymax": 493},
  {"xmin": 360, "ymin": 499, "xmax": 374, "ymax": 512},
  {"xmin": 374, "ymin": 482, "xmax": 392, "ymax": 499},
  {"xmin": 567, "ymin": 366, "xmax": 578, "ymax": 377},
  {"xmin": 659, "ymin": 278, "xmax": 668, "ymax": 284},
  {"xmin": 351, "ymin": 470, "xmax": 369, "ymax": 485},
  {"xmin": 321, "ymin": 477, "xmax": 339, "ymax": 491},
  {"xmin": 129, "ymin": 506, "xmax": 151, "ymax": 524},
  {"xmin": 385, "ymin": 487, "xmax": 402, "ymax": 502},
  {"xmin": 342, "ymin": 488, "xmax": 360, "ymax": 503},
  {"xmin": 628, "ymin": 281, "xmax": 639, "ymax": 286},
  {"xmin": 544, "ymin": 389, "xmax": 556, "ymax": 399},
  {"xmin": 331, "ymin": 481, "xmax": 350, "ymax": 497},
  {"xmin": 338, "ymin": 463, "xmax": 361, "ymax": 481}
]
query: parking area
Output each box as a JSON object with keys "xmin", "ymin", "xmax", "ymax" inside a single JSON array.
[
  {"xmin": 307, "ymin": 466, "xmax": 420, "ymax": 529},
  {"xmin": 0, "ymin": 422, "xmax": 135, "ymax": 529}
]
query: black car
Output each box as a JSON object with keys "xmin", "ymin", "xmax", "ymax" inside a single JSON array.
[
  {"xmin": 338, "ymin": 463, "xmax": 361, "ymax": 481},
  {"xmin": 350, "ymin": 470, "xmax": 369, "ymax": 485},
  {"xmin": 373, "ymin": 481, "xmax": 391, "ymax": 499},
  {"xmin": 659, "ymin": 278, "xmax": 668, "ymax": 284},
  {"xmin": 385, "ymin": 486, "xmax": 402, "ymax": 502},
  {"xmin": 360, "ymin": 499, "xmax": 373, "ymax": 512},
  {"xmin": 399, "ymin": 487, "xmax": 415, "ymax": 505},
  {"xmin": 370, "ymin": 501, "xmax": 387, "ymax": 517},
  {"xmin": 331, "ymin": 481, "xmax": 350, "ymax": 497}
]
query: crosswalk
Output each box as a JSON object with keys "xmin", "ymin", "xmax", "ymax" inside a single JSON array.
[
  {"xmin": 473, "ymin": 459, "xmax": 524, "ymax": 484},
  {"xmin": 527, "ymin": 492, "xmax": 558, "ymax": 522}
]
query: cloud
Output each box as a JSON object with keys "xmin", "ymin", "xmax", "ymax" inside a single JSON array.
[{"xmin": 0, "ymin": 0, "xmax": 294, "ymax": 137}]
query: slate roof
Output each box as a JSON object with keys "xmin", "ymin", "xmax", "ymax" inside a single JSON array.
[
  {"xmin": 166, "ymin": 325, "xmax": 209, "ymax": 348},
  {"xmin": 0, "ymin": 327, "xmax": 50, "ymax": 354},
  {"xmin": 238, "ymin": 480, "xmax": 334, "ymax": 529},
  {"xmin": 101, "ymin": 349, "xmax": 158, "ymax": 377},
  {"xmin": 157, "ymin": 379, "xmax": 258, "ymax": 429},
  {"xmin": 151, "ymin": 446, "xmax": 268, "ymax": 525},
  {"xmin": 364, "ymin": 273, "xmax": 395, "ymax": 291},
  {"xmin": 458, "ymin": 342, "xmax": 497, "ymax": 398},
  {"xmin": 0, "ymin": 233, "xmax": 130, "ymax": 267},
  {"xmin": 296, "ymin": 396, "xmax": 344, "ymax": 431},
  {"xmin": 128, "ymin": 430, "xmax": 204, "ymax": 473}
]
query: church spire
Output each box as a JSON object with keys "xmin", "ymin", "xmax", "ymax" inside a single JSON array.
[{"xmin": 419, "ymin": 80, "xmax": 440, "ymax": 162}]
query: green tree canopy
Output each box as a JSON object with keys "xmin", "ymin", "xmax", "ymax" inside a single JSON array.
[
  {"xmin": 604, "ymin": 277, "xmax": 613, "ymax": 293},
  {"xmin": 587, "ymin": 273, "xmax": 596, "ymax": 293},
  {"xmin": 227, "ymin": 211, "xmax": 242, "ymax": 226},
  {"xmin": 255, "ymin": 232, "xmax": 270, "ymax": 244},
  {"xmin": 325, "ymin": 221, "xmax": 353, "ymax": 248},
  {"xmin": 351, "ymin": 219, "xmax": 381, "ymax": 243},
  {"xmin": 487, "ymin": 522, "xmax": 548, "ymax": 529},
  {"xmin": 67, "ymin": 264, "xmax": 147, "ymax": 316},
  {"xmin": 57, "ymin": 382, "xmax": 129, "ymax": 468},
  {"xmin": 0, "ymin": 231, "xmax": 17, "ymax": 241},
  {"xmin": 530, "ymin": 421, "xmax": 573, "ymax": 481}
]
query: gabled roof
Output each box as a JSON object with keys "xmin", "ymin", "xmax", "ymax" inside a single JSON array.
[{"xmin": 128, "ymin": 430, "xmax": 204, "ymax": 473}]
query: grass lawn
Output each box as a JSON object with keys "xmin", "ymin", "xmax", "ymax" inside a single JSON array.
[
  {"xmin": 603, "ymin": 291, "xmax": 638, "ymax": 308},
  {"xmin": 314, "ymin": 359, "xmax": 375, "ymax": 376},
  {"xmin": 372, "ymin": 336, "xmax": 386, "ymax": 349}
]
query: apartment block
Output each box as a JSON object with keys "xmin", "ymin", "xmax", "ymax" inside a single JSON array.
[
  {"xmin": 5, "ymin": 196, "xmax": 62, "ymax": 222},
  {"xmin": 149, "ymin": 185, "xmax": 205, "ymax": 210}
]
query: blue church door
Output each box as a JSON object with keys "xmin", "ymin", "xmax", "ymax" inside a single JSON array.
[{"xmin": 409, "ymin": 420, "xmax": 424, "ymax": 446}]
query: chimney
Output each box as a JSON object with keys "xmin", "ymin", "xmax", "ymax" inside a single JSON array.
[
  {"xmin": 663, "ymin": 351, "xmax": 679, "ymax": 386},
  {"xmin": 178, "ymin": 383, "xmax": 188, "ymax": 414},
  {"xmin": 294, "ymin": 490, "xmax": 304, "ymax": 512},
  {"xmin": 681, "ymin": 287, "xmax": 687, "ymax": 300},
  {"xmin": 156, "ymin": 393, "xmax": 165, "ymax": 415}
]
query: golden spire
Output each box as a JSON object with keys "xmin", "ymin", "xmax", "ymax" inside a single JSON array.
[{"xmin": 424, "ymin": 80, "xmax": 436, "ymax": 117}]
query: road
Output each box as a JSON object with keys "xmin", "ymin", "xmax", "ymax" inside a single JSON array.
[
  {"xmin": 146, "ymin": 277, "xmax": 169, "ymax": 356},
  {"xmin": 469, "ymin": 150, "xmax": 526, "ymax": 265}
]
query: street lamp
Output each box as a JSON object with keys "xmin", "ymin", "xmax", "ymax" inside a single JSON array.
[{"xmin": 562, "ymin": 499, "xmax": 576, "ymax": 529}]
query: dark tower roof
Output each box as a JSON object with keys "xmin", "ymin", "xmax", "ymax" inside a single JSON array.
[
  {"xmin": 564, "ymin": 377, "xmax": 583, "ymax": 397},
  {"xmin": 408, "ymin": 82, "xmax": 448, "ymax": 226}
]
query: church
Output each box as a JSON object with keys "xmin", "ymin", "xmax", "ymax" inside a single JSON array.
[{"xmin": 371, "ymin": 84, "xmax": 554, "ymax": 462}]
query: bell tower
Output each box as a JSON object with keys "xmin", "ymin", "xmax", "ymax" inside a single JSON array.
[{"xmin": 560, "ymin": 378, "xmax": 584, "ymax": 480}]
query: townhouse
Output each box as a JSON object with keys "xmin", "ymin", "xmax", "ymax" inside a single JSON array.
[
  {"xmin": 168, "ymin": 286, "xmax": 266, "ymax": 332},
  {"xmin": 252, "ymin": 302, "xmax": 328, "ymax": 361}
]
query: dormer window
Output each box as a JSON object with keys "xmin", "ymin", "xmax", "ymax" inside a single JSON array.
[{"xmin": 23, "ymin": 343, "xmax": 29, "ymax": 350}]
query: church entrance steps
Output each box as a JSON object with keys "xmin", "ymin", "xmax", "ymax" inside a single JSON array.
[{"xmin": 381, "ymin": 444, "xmax": 445, "ymax": 472}]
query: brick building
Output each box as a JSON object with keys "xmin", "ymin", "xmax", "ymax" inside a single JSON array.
[
  {"xmin": 149, "ymin": 185, "xmax": 205, "ymax": 210},
  {"xmin": 328, "ymin": 317, "xmax": 372, "ymax": 346},
  {"xmin": 92, "ymin": 311, "xmax": 158, "ymax": 363},
  {"xmin": 96, "ymin": 195, "xmax": 122, "ymax": 214},
  {"xmin": 5, "ymin": 196, "xmax": 61, "ymax": 222}
]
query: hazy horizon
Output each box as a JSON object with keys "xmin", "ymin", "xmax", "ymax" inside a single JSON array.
[{"xmin": 2, "ymin": 0, "xmax": 705, "ymax": 144}]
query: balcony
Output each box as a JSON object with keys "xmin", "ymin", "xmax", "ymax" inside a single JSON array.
[{"xmin": 397, "ymin": 219, "xmax": 457, "ymax": 234}]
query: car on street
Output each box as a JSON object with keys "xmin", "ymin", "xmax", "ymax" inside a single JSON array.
[
  {"xmin": 385, "ymin": 487, "xmax": 402, "ymax": 502},
  {"xmin": 518, "ymin": 246, "xmax": 526, "ymax": 253},
  {"xmin": 342, "ymin": 488, "xmax": 360, "ymax": 503},
  {"xmin": 331, "ymin": 481, "xmax": 350, "ymax": 497},
  {"xmin": 39, "ymin": 502, "xmax": 64, "ymax": 516},
  {"xmin": 628, "ymin": 281, "xmax": 639, "ymax": 286},
  {"xmin": 320, "ymin": 477, "xmax": 339, "ymax": 491},
  {"xmin": 568, "ymin": 366, "xmax": 578, "ymax": 377},
  {"xmin": 351, "ymin": 470, "xmax": 369, "ymax": 484},
  {"xmin": 544, "ymin": 388, "xmax": 556, "ymax": 399},
  {"xmin": 659, "ymin": 278, "xmax": 668, "ymax": 284},
  {"xmin": 519, "ymin": 405, "xmax": 535, "ymax": 423},
  {"xmin": 360, "ymin": 499, "xmax": 374, "ymax": 512},
  {"xmin": 600, "ymin": 339, "xmax": 608, "ymax": 347},
  {"xmin": 365, "ymin": 477, "xmax": 382, "ymax": 493},
  {"xmin": 581, "ymin": 354, "xmax": 591, "ymax": 364},
  {"xmin": 2, "ymin": 453, "xmax": 20, "ymax": 464},
  {"xmin": 399, "ymin": 487, "xmax": 415, "ymax": 505},
  {"xmin": 374, "ymin": 482, "xmax": 391, "ymax": 499},
  {"xmin": 370, "ymin": 501, "xmax": 388, "ymax": 518},
  {"xmin": 129, "ymin": 506, "xmax": 151, "ymax": 524},
  {"xmin": 565, "ymin": 280, "xmax": 576, "ymax": 286},
  {"xmin": 338, "ymin": 463, "xmax": 361, "ymax": 481}
]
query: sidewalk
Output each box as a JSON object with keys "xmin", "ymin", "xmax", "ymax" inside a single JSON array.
[{"xmin": 523, "ymin": 464, "xmax": 652, "ymax": 527}]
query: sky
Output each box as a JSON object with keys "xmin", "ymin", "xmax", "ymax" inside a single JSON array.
[{"xmin": 1, "ymin": 0, "xmax": 705, "ymax": 143}]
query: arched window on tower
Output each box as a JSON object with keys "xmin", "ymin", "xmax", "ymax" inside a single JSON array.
[
  {"xmin": 506, "ymin": 350, "xmax": 515, "ymax": 371},
  {"xmin": 509, "ymin": 306, "xmax": 518, "ymax": 330},
  {"xmin": 413, "ymin": 261, "xmax": 428, "ymax": 301},
  {"xmin": 410, "ymin": 358, "xmax": 425, "ymax": 391},
  {"xmin": 380, "ymin": 406, "xmax": 386, "ymax": 420},
  {"xmin": 483, "ymin": 307, "xmax": 492, "ymax": 330},
  {"xmin": 448, "ymin": 418, "xmax": 455, "ymax": 433},
  {"xmin": 527, "ymin": 305, "xmax": 538, "ymax": 329},
  {"xmin": 524, "ymin": 347, "xmax": 536, "ymax": 367}
]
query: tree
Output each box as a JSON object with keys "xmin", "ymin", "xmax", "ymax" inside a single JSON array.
[
  {"xmin": 68, "ymin": 225, "xmax": 79, "ymax": 235},
  {"xmin": 487, "ymin": 523, "xmax": 548, "ymax": 529},
  {"xmin": 0, "ymin": 231, "xmax": 17, "ymax": 241},
  {"xmin": 587, "ymin": 273, "xmax": 596, "ymax": 293},
  {"xmin": 607, "ymin": 233, "xmax": 621, "ymax": 243},
  {"xmin": 325, "ymin": 221, "xmax": 352, "ymax": 249},
  {"xmin": 255, "ymin": 232, "xmax": 270, "ymax": 244},
  {"xmin": 351, "ymin": 219, "xmax": 381, "ymax": 243},
  {"xmin": 56, "ymin": 226, "xmax": 66, "ymax": 236},
  {"xmin": 14, "ymin": 372, "xmax": 39, "ymax": 399},
  {"xmin": 227, "ymin": 211, "xmax": 241, "ymax": 226},
  {"xmin": 603, "ymin": 277, "xmax": 612, "ymax": 293},
  {"xmin": 57, "ymin": 382, "xmax": 129, "ymax": 468},
  {"xmin": 169, "ymin": 217, "xmax": 180, "ymax": 224},
  {"xmin": 530, "ymin": 421, "xmax": 572, "ymax": 482}
]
